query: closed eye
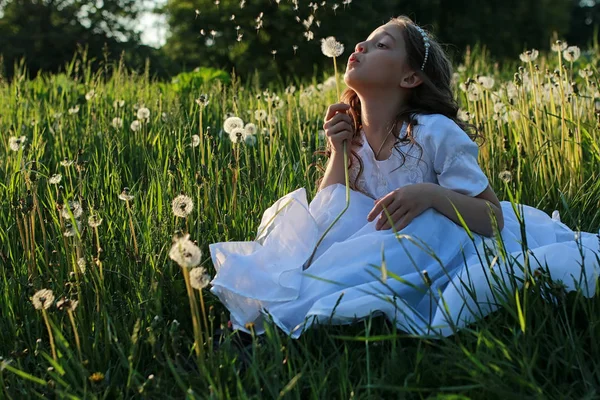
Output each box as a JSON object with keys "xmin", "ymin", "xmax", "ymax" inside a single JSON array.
[{"xmin": 376, "ymin": 43, "xmax": 387, "ymax": 48}]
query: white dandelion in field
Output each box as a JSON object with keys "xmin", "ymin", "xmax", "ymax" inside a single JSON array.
[
  {"xmin": 493, "ymin": 102, "xmax": 506, "ymax": 114},
  {"xmin": 77, "ymin": 258, "xmax": 87, "ymax": 274},
  {"xmin": 60, "ymin": 158, "xmax": 74, "ymax": 167},
  {"xmin": 477, "ymin": 76, "xmax": 495, "ymax": 89},
  {"xmin": 243, "ymin": 132, "xmax": 257, "ymax": 146},
  {"xmin": 457, "ymin": 109, "xmax": 472, "ymax": 122},
  {"xmin": 32, "ymin": 289, "xmax": 55, "ymax": 310},
  {"xmin": 229, "ymin": 127, "xmax": 245, "ymax": 143},
  {"xmin": 498, "ymin": 170, "xmax": 512, "ymax": 183},
  {"xmin": 112, "ymin": 117, "xmax": 123, "ymax": 129},
  {"xmin": 49, "ymin": 174, "xmax": 62, "ymax": 185},
  {"xmin": 63, "ymin": 220, "xmax": 81, "ymax": 237},
  {"xmin": 56, "ymin": 298, "xmax": 78, "ymax": 311},
  {"xmin": 285, "ymin": 85, "xmax": 296, "ymax": 94},
  {"xmin": 113, "ymin": 99, "xmax": 125, "ymax": 108},
  {"xmin": 267, "ymin": 115, "xmax": 278, "ymax": 125},
  {"xmin": 191, "ymin": 134, "xmax": 200, "ymax": 147},
  {"xmin": 563, "ymin": 46, "xmax": 580, "ymax": 62},
  {"xmin": 119, "ymin": 188, "xmax": 134, "ymax": 201},
  {"xmin": 85, "ymin": 90, "xmax": 96, "ymax": 101},
  {"xmin": 254, "ymin": 110, "xmax": 267, "ymax": 121},
  {"xmin": 224, "ymin": 116, "xmax": 244, "ymax": 133},
  {"xmin": 169, "ymin": 234, "xmax": 202, "ymax": 268},
  {"xmin": 189, "ymin": 267, "xmax": 211, "ymax": 290},
  {"xmin": 9, "ymin": 136, "xmax": 26, "ymax": 151},
  {"xmin": 579, "ymin": 67, "xmax": 593, "ymax": 78},
  {"xmin": 172, "ymin": 194, "xmax": 194, "ymax": 218},
  {"xmin": 195, "ymin": 94, "xmax": 209, "ymax": 107},
  {"xmin": 551, "ymin": 210, "xmax": 561, "ymax": 222},
  {"xmin": 551, "ymin": 40, "xmax": 567, "ymax": 52},
  {"xmin": 88, "ymin": 214, "xmax": 102, "ymax": 228},
  {"xmin": 137, "ymin": 107, "xmax": 151, "ymax": 121},
  {"xmin": 130, "ymin": 120, "xmax": 141, "ymax": 132},
  {"xmin": 503, "ymin": 110, "xmax": 521, "ymax": 123},
  {"xmin": 244, "ymin": 123, "xmax": 257, "ymax": 135},
  {"xmin": 68, "ymin": 105, "xmax": 80, "ymax": 115},
  {"xmin": 321, "ymin": 36, "xmax": 344, "ymax": 58},
  {"xmin": 62, "ymin": 200, "xmax": 83, "ymax": 219},
  {"xmin": 519, "ymin": 49, "xmax": 539, "ymax": 63}
]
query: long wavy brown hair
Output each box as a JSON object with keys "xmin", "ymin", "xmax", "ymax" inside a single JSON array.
[{"xmin": 313, "ymin": 15, "xmax": 479, "ymax": 197}]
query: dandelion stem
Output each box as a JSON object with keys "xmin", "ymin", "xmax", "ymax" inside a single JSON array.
[
  {"xmin": 125, "ymin": 200, "xmax": 139, "ymax": 257},
  {"xmin": 41, "ymin": 309, "xmax": 57, "ymax": 361},
  {"xmin": 67, "ymin": 310, "xmax": 82, "ymax": 362},
  {"xmin": 182, "ymin": 268, "xmax": 205, "ymax": 364}
]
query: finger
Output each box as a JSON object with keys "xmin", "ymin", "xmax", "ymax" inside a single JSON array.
[
  {"xmin": 324, "ymin": 103, "xmax": 351, "ymax": 121},
  {"xmin": 326, "ymin": 122, "xmax": 353, "ymax": 137},
  {"xmin": 393, "ymin": 211, "xmax": 416, "ymax": 231},
  {"xmin": 368, "ymin": 193, "xmax": 394, "ymax": 221},
  {"xmin": 323, "ymin": 112, "xmax": 353, "ymax": 130},
  {"xmin": 378, "ymin": 207, "xmax": 407, "ymax": 230}
]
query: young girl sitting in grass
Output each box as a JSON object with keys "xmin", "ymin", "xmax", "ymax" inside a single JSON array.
[{"xmin": 208, "ymin": 15, "xmax": 600, "ymax": 340}]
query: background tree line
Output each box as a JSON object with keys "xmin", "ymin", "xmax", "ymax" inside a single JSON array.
[{"xmin": 0, "ymin": 0, "xmax": 598, "ymax": 85}]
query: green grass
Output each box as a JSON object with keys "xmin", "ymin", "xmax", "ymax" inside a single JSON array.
[{"xmin": 1, "ymin": 42, "xmax": 600, "ymax": 398}]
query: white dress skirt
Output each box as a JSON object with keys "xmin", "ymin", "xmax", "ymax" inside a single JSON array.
[{"xmin": 208, "ymin": 114, "xmax": 600, "ymax": 338}]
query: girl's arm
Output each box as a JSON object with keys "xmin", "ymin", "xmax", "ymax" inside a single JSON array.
[
  {"xmin": 317, "ymin": 152, "xmax": 348, "ymax": 192},
  {"xmin": 427, "ymin": 183, "xmax": 504, "ymax": 237}
]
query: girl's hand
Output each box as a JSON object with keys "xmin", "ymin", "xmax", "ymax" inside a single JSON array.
[
  {"xmin": 367, "ymin": 183, "xmax": 436, "ymax": 231},
  {"xmin": 323, "ymin": 103, "xmax": 354, "ymax": 154}
]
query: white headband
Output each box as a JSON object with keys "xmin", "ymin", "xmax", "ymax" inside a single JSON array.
[{"xmin": 414, "ymin": 26, "xmax": 430, "ymax": 70}]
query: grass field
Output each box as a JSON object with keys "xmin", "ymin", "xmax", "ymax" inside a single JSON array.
[{"xmin": 1, "ymin": 40, "xmax": 600, "ymax": 398}]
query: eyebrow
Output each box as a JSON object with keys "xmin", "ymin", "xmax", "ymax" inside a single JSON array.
[{"xmin": 368, "ymin": 30, "xmax": 397, "ymax": 44}]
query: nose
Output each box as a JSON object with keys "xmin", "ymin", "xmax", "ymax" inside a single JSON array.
[{"xmin": 354, "ymin": 42, "xmax": 365, "ymax": 53}]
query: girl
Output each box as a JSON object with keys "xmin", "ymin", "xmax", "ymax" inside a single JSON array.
[{"xmin": 209, "ymin": 16, "xmax": 600, "ymax": 340}]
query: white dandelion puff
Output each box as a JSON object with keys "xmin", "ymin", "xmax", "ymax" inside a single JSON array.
[
  {"xmin": 130, "ymin": 120, "xmax": 141, "ymax": 132},
  {"xmin": 189, "ymin": 267, "xmax": 211, "ymax": 290},
  {"xmin": 254, "ymin": 110, "xmax": 267, "ymax": 121},
  {"xmin": 113, "ymin": 99, "xmax": 125, "ymax": 108},
  {"xmin": 68, "ymin": 105, "xmax": 80, "ymax": 115},
  {"xmin": 224, "ymin": 116, "xmax": 244, "ymax": 134},
  {"xmin": 112, "ymin": 117, "xmax": 123, "ymax": 129},
  {"xmin": 61, "ymin": 200, "xmax": 83, "ymax": 219},
  {"xmin": 498, "ymin": 170, "xmax": 512, "ymax": 183},
  {"xmin": 519, "ymin": 49, "xmax": 539, "ymax": 63},
  {"xmin": 49, "ymin": 174, "xmax": 62, "ymax": 185},
  {"xmin": 88, "ymin": 214, "xmax": 103, "ymax": 228},
  {"xmin": 32, "ymin": 289, "xmax": 55, "ymax": 310},
  {"xmin": 172, "ymin": 194, "xmax": 194, "ymax": 218},
  {"xmin": 9, "ymin": 136, "xmax": 27, "ymax": 151},
  {"xmin": 244, "ymin": 123, "xmax": 257, "ymax": 135},
  {"xmin": 191, "ymin": 134, "xmax": 200, "ymax": 148},
  {"xmin": 563, "ymin": 46, "xmax": 581, "ymax": 62},
  {"xmin": 551, "ymin": 40, "xmax": 567, "ymax": 52},
  {"xmin": 77, "ymin": 258, "xmax": 87, "ymax": 274},
  {"xmin": 85, "ymin": 90, "xmax": 96, "ymax": 101},
  {"xmin": 119, "ymin": 188, "xmax": 134, "ymax": 201},
  {"xmin": 169, "ymin": 234, "xmax": 202, "ymax": 268},
  {"xmin": 477, "ymin": 76, "xmax": 495, "ymax": 90},
  {"xmin": 229, "ymin": 127, "xmax": 245, "ymax": 143},
  {"xmin": 267, "ymin": 115, "xmax": 278, "ymax": 125},
  {"xmin": 137, "ymin": 107, "xmax": 150, "ymax": 121},
  {"xmin": 56, "ymin": 298, "xmax": 78, "ymax": 311}
]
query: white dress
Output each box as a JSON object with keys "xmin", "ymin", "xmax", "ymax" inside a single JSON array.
[{"xmin": 209, "ymin": 113, "xmax": 600, "ymax": 339}]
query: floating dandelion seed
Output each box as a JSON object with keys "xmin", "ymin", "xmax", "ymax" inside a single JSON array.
[
  {"xmin": 224, "ymin": 116, "xmax": 244, "ymax": 133},
  {"xmin": 254, "ymin": 110, "xmax": 267, "ymax": 121},
  {"xmin": 169, "ymin": 234, "xmax": 202, "ymax": 268},
  {"xmin": 137, "ymin": 107, "xmax": 150, "ymax": 121},
  {"xmin": 56, "ymin": 298, "xmax": 78, "ymax": 311},
  {"xmin": 304, "ymin": 31, "xmax": 314, "ymax": 41},
  {"xmin": 498, "ymin": 170, "xmax": 512, "ymax": 183},
  {"xmin": 8, "ymin": 136, "xmax": 27, "ymax": 151},
  {"xmin": 112, "ymin": 117, "xmax": 123, "ymax": 129},
  {"xmin": 240, "ymin": 0, "xmax": 245, "ymax": 7},
  {"xmin": 130, "ymin": 120, "xmax": 141, "ymax": 132},
  {"xmin": 119, "ymin": 188, "xmax": 134, "ymax": 201},
  {"xmin": 85, "ymin": 90, "xmax": 96, "ymax": 101},
  {"xmin": 88, "ymin": 214, "xmax": 103, "ymax": 228},
  {"xmin": 62, "ymin": 200, "xmax": 83, "ymax": 219},
  {"xmin": 230, "ymin": 14, "xmax": 235, "ymax": 20},
  {"xmin": 68, "ymin": 105, "xmax": 80, "ymax": 115},
  {"xmin": 563, "ymin": 46, "xmax": 581, "ymax": 62},
  {"xmin": 292, "ymin": 45, "xmax": 298, "ymax": 55},
  {"xmin": 189, "ymin": 267, "xmax": 211, "ymax": 290},
  {"xmin": 32, "ymin": 289, "xmax": 54, "ymax": 310},
  {"xmin": 49, "ymin": 174, "xmax": 62, "ymax": 185},
  {"xmin": 192, "ymin": 134, "xmax": 200, "ymax": 147},
  {"xmin": 172, "ymin": 194, "xmax": 194, "ymax": 218}
]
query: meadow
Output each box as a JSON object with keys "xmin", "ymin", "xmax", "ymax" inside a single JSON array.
[{"xmin": 1, "ymin": 38, "xmax": 600, "ymax": 399}]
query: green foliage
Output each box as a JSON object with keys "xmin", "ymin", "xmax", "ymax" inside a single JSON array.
[{"xmin": 170, "ymin": 67, "xmax": 231, "ymax": 94}]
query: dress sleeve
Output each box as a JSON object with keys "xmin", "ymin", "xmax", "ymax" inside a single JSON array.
[{"xmin": 424, "ymin": 116, "xmax": 489, "ymax": 197}]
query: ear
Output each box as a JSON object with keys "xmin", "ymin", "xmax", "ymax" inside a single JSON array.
[{"xmin": 399, "ymin": 70, "xmax": 423, "ymax": 89}]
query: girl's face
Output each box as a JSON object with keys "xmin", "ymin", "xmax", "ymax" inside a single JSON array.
[{"xmin": 344, "ymin": 23, "xmax": 412, "ymax": 91}]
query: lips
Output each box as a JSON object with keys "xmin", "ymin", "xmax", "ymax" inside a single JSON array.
[{"xmin": 348, "ymin": 56, "xmax": 359, "ymax": 64}]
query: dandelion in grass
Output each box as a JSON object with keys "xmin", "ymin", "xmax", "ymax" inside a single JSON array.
[
  {"xmin": 191, "ymin": 134, "xmax": 200, "ymax": 148},
  {"xmin": 77, "ymin": 258, "xmax": 87, "ymax": 274},
  {"xmin": 68, "ymin": 105, "xmax": 80, "ymax": 115},
  {"xmin": 189, "ymin": 267, "xmax": 211, "ymax": 290},
  {"xmin": 64, "ymin": 220, "xmax": 82, "ymax": 237},
  {"xmin": 285, "ymin": 85, "xmax": 296, "ymax": 95},
  {"xmin": 267, "ymin": 115, "xmax": 278, "ymax": 125},
  {"xmin": 130, "ymin": 120, "xmax": 141, "ymax": 132},
  {"xmin": 224, "ymin": 116, "xmax": 244, "ymax": 134},
  {"xmin": 244, "ymin": 123, "xmax": 257, "ymax": 136},
  {"xmin": 498, "ymin": 170, "xmax": 512, "ymax": 183},
  {"xmin": 113, "ymin": 99, "xmax": 125, "ymax": 108},
  {"xmin": 477, "ymin": 76, "xmax": 495, "ymax": 90},
  {"xmin": 229, "ymin": 127, "xmax": 245, "ymax": 143},
  {"xmin": 254, "ymin": 110, "xmax": 267, "ymax": 121},
  {"xmin": 49, "ymin": 173, "xmax": 62, "ymax": 185},
  {"xmin": 563, "ymin": 46, "xmax": 581, "ymax": 62},
  {"xmin": 551, "ymin": 40, "xmax": 567, "ymax": 52},
  {"xmin": 85, "ymin": 90, "xmax": 96, "ymax": 101},
  {"xmin": 579, "ymin": 67, "xmax": 593, "ymax": 78},
  {"xmin": 519, "ymin": 49, "xmax": 539, "ymax": 63},
  {"xmin": 169, "ymin": 234, "xmax": 202, "ymax": 268},
  {"xmin": 457, "ymin": 109, "xmax": 472, "ymax": 122},
  {"xmin": 31, "ymin": 289, "xmax": 57, "ymax": 360},
  {"xmin": 9, "ymin": 136, "xmax": 27, "ymax": 151},
  {"xmin": 137, "ymin": 107, "xmax": 150, "ymax": 121},
  {"xmin": 112, "ymin": 117, "xmax": 123, "ymax": 129},
  {"xmin": 172, "ymin": 194, "xmax": 194, "ymax": 218},
  {"xmin": 88, "ymin": 214, "xmax": 102, "ymax": 228},
  {"xmin": 61, "ymin": 200, "xmax": 83, "ymax": 219},
  {"xmin": 60, "ymin": 158, "xmax": 74, "ymax": 167},
  {"xmin": 195, "ymin": 94, "xmax": 209, "ymax": 107},
  {"xmin": 119, "ymin": 187, "xmax": 134, "ymax": 201}
]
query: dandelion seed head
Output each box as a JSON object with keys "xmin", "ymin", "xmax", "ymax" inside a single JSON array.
[
  {"xmin": 229, "ymin": 127, "xmax": 244, "ymax": 143},
  {"xmin": 88, "ymin": 214, "xmax": 103, "ymax": 228},
  {"xmin": 563, "ymin": 46, "xmax": 581, "ymax": 62},
  {"xmin": 172, "ymin": 194, "xmax": 194, "ymax": 218},
  {"xmin": 137, "ymin": 107, "xmax": 151, "ymax": 121},
  {"xmin": 244, "ymin": 123, "xmax": 257, "ymax": 136},
  {"xmin": 9, "ymin": 136, "xmax": 27, "ymax": 151},
  {"xmin": 49, "ymin": 174, "xmax": 62, "ymax": 185},
  {"xmin": 112, "ymin": 117, "xmax": 123, "ymax": 129},
  {"xmin": 63, "ymin": 220, "xmax": 82, "ymax": 237},
  {"xmin": 61, "ymin": 200, "xmax": 83, "ymax": 219},
  {"xmin": 56, "ymin": 297, "xmax": 79, "ymax": 311},
  {"xmin": 189, "ymin": 266, "xmax": 211, "ymax": 290},
  {"xmin": 77, "ymin": 258, "xmax": 87, "ymax": 274},
  {"xmin": 224, "ymin": 116, "xmax": 244, "ymax": 134},
  {"xmin": 85, "ymin": 90, "xmax": 96, "ymax": 101},
  {"xmin": 32, "ymin": 289, "xmax": 55, "ymax": 310},
  {"xmin": 191, "ymin": 134, "xmax": 200, "ymax": 148},
  {"xmin": 130, "ymin": 120, "xmax": 141, "ymax": 132},
  {"xmin": 119, "ymin": 188, "xmax": 134, "ymax": 201},
  {"xmin": 321, "ymin": 36, "xmax": 344, "ymax": 57},
  {"xmin": 498, "ymin": 170, "xmax": 512, "ymax": 183},
  {"xmin": 551, "ymin": 40, "xmax": 567, "ymax": 52},
  {"xmin": 68, "ymin": 105, "xmax": 80, "ymax": 114},
  {"xmin": 169, "ymin": 234, "xmax": 202, "ymax": 268}
]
